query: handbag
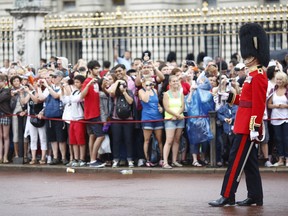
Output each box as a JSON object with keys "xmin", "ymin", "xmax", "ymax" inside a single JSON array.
[
  {"xmin": 98, "ymin": 135, "xmax": 111, "ymax": 154},
  {"xmin": 30, "ymin": 117, "xmax": 45, "ymax": 128}
]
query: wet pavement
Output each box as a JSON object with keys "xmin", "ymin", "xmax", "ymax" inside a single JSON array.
[{"xmin": 0, "ymin": 167, "xmax": 287, "ymax": 216}]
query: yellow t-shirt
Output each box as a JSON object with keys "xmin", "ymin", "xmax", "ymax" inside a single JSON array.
[{"xmin": 164, "ymin": 90, "xmax": 183, "ymax": 119}]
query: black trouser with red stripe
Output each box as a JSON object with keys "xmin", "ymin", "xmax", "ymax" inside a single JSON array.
[{"xmin": 221, "ymin": 134, "xmax": 263, "ymax": 201}]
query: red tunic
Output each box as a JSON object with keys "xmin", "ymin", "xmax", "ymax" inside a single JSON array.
[
  {"xmin": 81, "ymin": 77, "xmax": 100, "ymax": 120},
  {"xmin": 231, "ymin": 65, "xmax": 268, "ymax": 134}
]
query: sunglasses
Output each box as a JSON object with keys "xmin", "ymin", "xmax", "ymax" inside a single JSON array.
[{"xmin": 145, "ymin": 83, "xmax": 154, "ymax": 87}]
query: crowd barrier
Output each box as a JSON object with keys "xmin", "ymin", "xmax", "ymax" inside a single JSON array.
[{"xmin": 4, "ymin": 112, "xmax": 283, "ymax": 167}]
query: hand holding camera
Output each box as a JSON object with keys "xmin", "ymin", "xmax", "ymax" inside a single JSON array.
[
  {"xmin": 185, "ymin": 60, "xmax": 196, "ymax": 67},
  {"xmin": 38, "ymin": 79, "xmax": 47, "ymax": 87},
  {"xmin": 37, "ymin": 79, "xmax": 43, "ymax": 87},
  {"xmin": 144, "ymin": 81, "xmax": 154, "ymax": 91},
  {"xmin": 117, "ymin": 80, "xmax": 127, "ymax": 92}
]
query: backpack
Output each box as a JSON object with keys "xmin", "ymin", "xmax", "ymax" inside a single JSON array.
[
  {"xmin": 116, "ymin": 92, "xmax": 132, "ymax": 119},
  {"xmin": 44, "ymin": 87, "xmax": 63, "ymax": 118}
]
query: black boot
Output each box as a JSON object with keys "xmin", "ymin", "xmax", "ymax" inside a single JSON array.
[
  {"xmin": 236, "ymin": 198, "xmax": 263, "ymax": 206},
  {"xmin": 208, "ymin": 196, "xmax": 235, "ymax": 207}
]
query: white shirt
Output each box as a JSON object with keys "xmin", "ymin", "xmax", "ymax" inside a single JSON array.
[{"xmin": 271, "ymin": 93, "xmax": 288, "ymax": 125}]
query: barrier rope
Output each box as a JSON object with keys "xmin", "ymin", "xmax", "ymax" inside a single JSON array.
[
  {"xmin": 3, "ymin": 113, "xmax": 209, "ymax": 124},
  {"xmin": 4, "ymin": 113, "xmax": 287, "ymax": 125}
]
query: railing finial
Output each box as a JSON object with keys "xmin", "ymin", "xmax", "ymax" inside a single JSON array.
[{"xmin": 202, "ymin": 1, "xmax": 209, "ymax": 16}]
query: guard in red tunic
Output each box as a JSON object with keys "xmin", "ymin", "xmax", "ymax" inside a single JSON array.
[{"xmin": 209, "ymin": 23, "xmax": 270, "ymax": 207}]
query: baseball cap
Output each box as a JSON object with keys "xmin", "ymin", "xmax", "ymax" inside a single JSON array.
[
  {"xmin": 235, "ymin": 63, "xmax": 246, "ymax": 71},
  {"xmin": 267, "ymin": 60, "xmax": 276, "ymax": 68}
]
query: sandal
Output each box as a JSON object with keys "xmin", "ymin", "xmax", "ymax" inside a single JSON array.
[
  {"xmin": 162, "ymin": 163, "xmax": 172, "ymax": 169},
  {"xmin": 172, "ymin": 161, "xmax": 183, "ymax": 167},
  {"xmin": 192, "ymin": 161, "xmax": 202, "ymax": 167},
  {"xmin": 39, "ymin": 160, "xmax": 46, "ymax": 165},
  {"xmin": 29, "ymin": 159, "xmax": 38, "ymax": 165},
  {"xmin": 146, "ymin": 161, "xmax": 156, "ymax": 167}
]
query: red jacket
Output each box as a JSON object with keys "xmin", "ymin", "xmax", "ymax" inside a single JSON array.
[{"xmin": 229, "ymin": 65, "xmax": 268, "ymax": 134}]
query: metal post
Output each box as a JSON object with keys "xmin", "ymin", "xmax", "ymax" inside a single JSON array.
[
  {"xmin": 13, "ymin": 115, "xmax": 24, "ymax": 164},
  {"xmin": 208, "ymin": 111, "xmax": 217, "ymax": 167},
  {"xmin": 219, "ymin": 24, "xmax": 223, "ymax": 72}
]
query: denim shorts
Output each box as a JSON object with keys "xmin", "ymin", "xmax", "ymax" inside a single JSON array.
[
  {"xmin": 87, "ymin": 117, "xmax": 105, "ymax": 137},
  {"xmin": 164, "ymin": 119, "xmax": 185, "ymax": 129},
  {"xmin": 142, "ymin": 121, "xmax": 164, "ymax": 130}
]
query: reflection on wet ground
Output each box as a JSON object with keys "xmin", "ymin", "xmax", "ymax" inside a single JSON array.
[{"xmin": 0, "ymin": 171, "xmax": 287, "ymax": 216}]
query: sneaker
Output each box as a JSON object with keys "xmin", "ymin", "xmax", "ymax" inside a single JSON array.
[
  {"xmin": 171, "ymin": 161, "xmax": 183, "ymax": 167},
  {"xmin": 216, "ymin": 162, "xmax": 223, "ymax": 167},
  {"xmin": 264, "ymin": 161, "xmax": 273, "ymax": 167},
  {"xmin": 46, "ymin": 155, "xmax": 52, "ymax": 164},
  {"xmin": 89, "ymin": 160, "xmax": 106, "ymax": 168},
  {"xmin": 273, "ymin": 161, "xmax": 284, "ymax": 167},
  {"xmin": 78, "ymin": 160, "xmax": 86, "ymax": 167},
  {"xmin": 112, "ymin": 160, "xmax": 119, "ymax": 168},
  {"xmin": 137, "ymin": 159, "xmax": 145, "ymax": 167},
  {"xmin": 49, "ymin": 158, "xmax": 60, "ymax": 165},
  {"xmin": 62, "ymin": 159, "xmax": 69, "ymax": 165},
  {"xmin": 105, "ymin": 160, "xmax": 112, "ymax": 167},
  {"xmin": 66, "ymin": 160, "xmax": 76, "ymax": 167},
  {"xmin": 71, "ymin": 160, "xmax": 79, "ymax": 167},
  {"xmin": 128, "ymin": 161, "xmax": 134, "ymax": 168},
  {"xmin": 119, "ymin": 160, "xmax": 126, "ymax": 166}
]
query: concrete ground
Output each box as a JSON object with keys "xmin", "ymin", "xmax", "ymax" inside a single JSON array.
[{"xmin": 0, "ymin": 164, "xmax": 287, "ymax": 216}]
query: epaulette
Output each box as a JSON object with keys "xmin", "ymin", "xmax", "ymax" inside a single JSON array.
[{"xmin": 248, "ymin": 65, "xmax": 264, "ymax": 76}]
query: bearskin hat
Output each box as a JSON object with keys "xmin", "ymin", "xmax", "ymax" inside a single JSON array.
[{"xmin": 239, "ymin": 23, "xmax": 270, "ymax": 67}]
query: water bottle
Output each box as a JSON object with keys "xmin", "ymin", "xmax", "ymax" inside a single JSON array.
[
  {"xmin": 120, "ymin": 170, "xmax": 133, "ymax": 175},
  {"xmin": 66, "ymin": 168, "xmax": 75, "ymax": 173}
]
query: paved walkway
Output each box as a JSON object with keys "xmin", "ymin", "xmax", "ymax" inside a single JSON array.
[
  {"xmin": 0, "ymin": 171, "xmax": 287, "ymax": 216},
  {"xmin": 0, "ymin": 163, "xmax": 287, "ymax": 174}
]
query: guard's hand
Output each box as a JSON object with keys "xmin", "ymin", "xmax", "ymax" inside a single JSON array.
[{"xmin": 250, "ymin": 130, "xmax": 259, "ymax": 141}]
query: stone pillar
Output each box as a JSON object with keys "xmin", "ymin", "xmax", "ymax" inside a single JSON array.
[{"xmin": 6, "ymin": 2, "xmax": 49, "ymax": 68}]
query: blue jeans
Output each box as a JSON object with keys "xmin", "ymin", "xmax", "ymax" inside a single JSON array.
[
  {"xmin": 273, "ymin": 122, "xmax": 288, "ymax": 158},
  {"xmin": 191, "ymin": 141, "xmax": 209, "ymax": 155},
  {"xmin": 111, "ymin": 122, "xmax": 134, "ymax": 161}
]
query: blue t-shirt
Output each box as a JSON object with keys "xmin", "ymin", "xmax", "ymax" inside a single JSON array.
[
  {"xmin": 116, "ymin": 57, "xmax": 131, "ymax": 70},
  {"xmin": 141, "ymin": 89, "xmax": 162, "ymax": 120}
]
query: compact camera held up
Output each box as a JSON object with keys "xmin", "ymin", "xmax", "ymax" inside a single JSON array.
[{"xmin": 185, "ymin": 60, "xmax": 196, "ymax": 66}]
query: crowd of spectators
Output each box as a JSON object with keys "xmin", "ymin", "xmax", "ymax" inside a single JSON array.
[{"xmin": 0, "ymin": 51, "xmax": 288, "ymax": 168}]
